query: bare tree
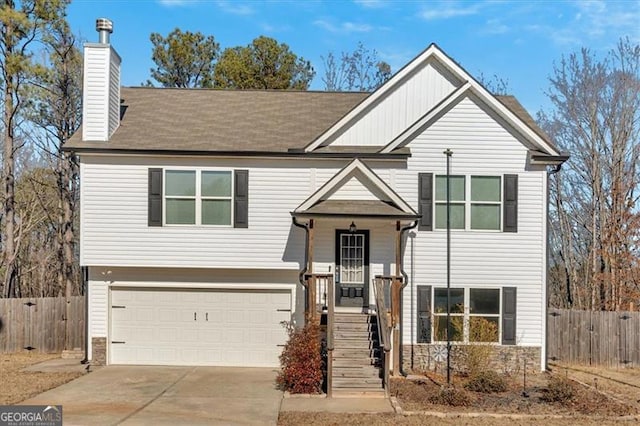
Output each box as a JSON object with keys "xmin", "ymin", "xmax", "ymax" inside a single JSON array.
[
  {"xmin": 321, "ymin": 42, "xmax": 391, "ymax": 92},
  {"xmin": 541, "ymin": 38, "xmax": 640, "ymax": 311}
]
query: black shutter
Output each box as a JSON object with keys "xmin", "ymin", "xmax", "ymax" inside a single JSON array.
[
  {"xmin": 234, "ymin": 170, "xmax": 249, "ymax": 228},
  {"xmin": 418, "ymin": 173, "xmax": 433, "ymax": 231},
  {"xmin": 503, "ymin": 174, "xmax": 518, "ymax": 232},
  {"xmin": 417, "ymin": 285, "xmax": 432, "ymax": 343},
  {"xmin": 502, "ymin": 287, "xmax": 517, "ymax": 345},
  {"xmin": 148, "ymin": 168, "xmax": 163, "ymax": 227}
]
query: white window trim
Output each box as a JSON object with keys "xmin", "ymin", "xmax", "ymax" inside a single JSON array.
[
  {"xmin": 163, "ymin": 168, "xmax": 234, "ymax": 227},
  {"xmin": 434, "ymin": 175, "xmax": 503, "ymax": 232},
  {"xmin": 431, "ymin": 287, "xmax": 502, "ymax": 344}
]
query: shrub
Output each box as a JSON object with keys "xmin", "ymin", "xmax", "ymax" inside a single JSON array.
[
  {"xmin": 456, "ymin": 317, "xmax": 498, "ymax": 376},
  {"xmin": 541, "ymin": 376, "xmax": 575, "ymax": 403},
  {"xmin": 276, "ymin": 323, "xmax": 323, "ymax": 394},
  {"xmin": 464, "ymin": 370, "xmax": 507, "ymax": 393},
  {"xmin": 428, "ymin": 385, "xmax": 473, "ymax": 406}
]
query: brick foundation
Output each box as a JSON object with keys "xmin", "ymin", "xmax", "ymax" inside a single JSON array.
[
  {"xmin": 92, "ymin": 337, "xmax": 107, "ymax": 366},
  {"xmin": 402, "ymin": 344, "xmax": 542, "ymax": 375}
]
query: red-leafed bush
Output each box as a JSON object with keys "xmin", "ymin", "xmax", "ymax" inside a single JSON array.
[{"xmin": 277, "ymin": 323, "xmax": 323, "ymax": 394}]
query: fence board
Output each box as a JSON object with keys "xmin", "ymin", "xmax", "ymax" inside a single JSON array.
[
  {"xmin": 548, "ymin": 308, "xmax": 640, "ymax": 368},
  {"xmin": 0, "ymin": 296, "xmax": 85, "ymax": 353}
]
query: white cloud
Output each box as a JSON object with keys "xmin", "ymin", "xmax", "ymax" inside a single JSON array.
[
  {"xmin": 353, "ymin": 0, "xmax": 388, "ymax": 8},
  {"xmin": 482, "ymin": 18, "xmax": 509, "ymax": 35},
  {"xmin": 419, "ymin": 3, "xmax": 481, "ymax": 20},
  {"xmin": 313, "ymin": 19, "xmax": 373, "ymax": 33},
  {"xmin": 215, "ymin": 1, "xmax": 254, "ymax": 15}
]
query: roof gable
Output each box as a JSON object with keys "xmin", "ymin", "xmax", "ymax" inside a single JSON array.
[
  {"xmin": 294, "ymin": 159, "xmax": 416, "ymax": 216},
  {"xmin": 305, "ymin": 44, "xmax": 560, "ymax": 157}
]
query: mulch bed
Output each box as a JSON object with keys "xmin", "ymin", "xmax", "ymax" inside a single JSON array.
[{"xmin": 391, "ymin": 371, "xmax": 637, "ymax": 417}]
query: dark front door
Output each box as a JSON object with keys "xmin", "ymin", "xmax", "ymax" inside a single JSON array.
[{"xmin": 335, "ymin": 229, "xmax": 370, "ymax": 308}]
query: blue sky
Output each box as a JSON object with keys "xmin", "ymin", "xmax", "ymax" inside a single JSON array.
[{"xmin": 67, "ymin": 0, "xmax": 639, "ymax": 114}]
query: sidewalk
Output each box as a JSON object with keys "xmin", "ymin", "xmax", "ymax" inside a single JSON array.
[{"xmin": 280, "ymin": 395, "xmax": 394, "ymax": 413}]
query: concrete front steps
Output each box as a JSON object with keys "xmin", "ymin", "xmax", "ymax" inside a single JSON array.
[{"xmin": 331, "ymin": 312, "xmax": 385, "ymax": 398}]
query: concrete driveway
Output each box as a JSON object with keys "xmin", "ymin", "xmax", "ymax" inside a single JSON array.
[{"xmin": 21, "ymin": 366, "xmax": 283, "ymax": 425}]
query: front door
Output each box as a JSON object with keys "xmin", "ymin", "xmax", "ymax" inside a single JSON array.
[{"xmin": 335, "ymin": 230, "xmax": 369, "ymax": 308}]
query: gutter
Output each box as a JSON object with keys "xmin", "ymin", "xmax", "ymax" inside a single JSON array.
[
  {"xmin": 291, "ymin": 217, "xmax": 310, "ymax": 292},
  {"xmin": 398, "ymin": 220, "xmax": 419, "ymax": 376},
  {"xmin": 545, "ymin": 163, "xmax": 563, "ymax": 371},
  {"xmin": 80, "ymin": 266, "xmax": 89, "ymax": 365}
]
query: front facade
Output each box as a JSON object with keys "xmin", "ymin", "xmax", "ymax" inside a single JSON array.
[{"xmin": 70, "ymin": 22, "xmax": 566, "ymax": 375}]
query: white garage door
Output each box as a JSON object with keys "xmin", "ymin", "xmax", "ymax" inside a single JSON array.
[{"xmin": 110, "ymin": 288, "xmax": 291, "ymax": 367}]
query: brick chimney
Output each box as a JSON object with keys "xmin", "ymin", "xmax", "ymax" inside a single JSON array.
[{"xmin": 82, "ymin": 18, "xmax": 121, "ymax": 142}]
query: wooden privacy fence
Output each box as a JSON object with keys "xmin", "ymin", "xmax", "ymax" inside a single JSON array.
[
  {"xmin": 0, "ymin": 296, "xmax": 85, "ymax": 353},
  {"xmin": 547, "ymin": 308, "xmax": 640, "ymax": 368}
]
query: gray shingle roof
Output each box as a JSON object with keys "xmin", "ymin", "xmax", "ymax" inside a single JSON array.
[
  {"xmin": 65, "ymin": 88, "xmax": 555, "ymax": 155},
  {"xmin": 66, "ymin": 87, "xmax": 369, "ymax": 153}
]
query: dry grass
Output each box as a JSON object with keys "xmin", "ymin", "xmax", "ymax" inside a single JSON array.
[
  {"xmin": 0, "ymin": 352, "xmax": 83, "ymax": 404},
  {"xmin": 278, "ymin": 412, "xmax": 634, "ymax": 425}
]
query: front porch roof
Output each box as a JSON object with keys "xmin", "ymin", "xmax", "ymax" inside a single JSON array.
[
  {"xmin": 292, "ymin": 158, "xmax": 419, "ymax": 220},
  {"xmin": 292, "ymin": 199, "xmax": 420, "ymax": 219}
]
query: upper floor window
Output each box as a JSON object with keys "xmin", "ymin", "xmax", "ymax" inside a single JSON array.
[
  {"xmin": 164, "ymin": 170, "xmax": 232, "ymax": 225},
  {"xmin": 435, "ymin": 175, "xmax": 502, "ymax": 231}
]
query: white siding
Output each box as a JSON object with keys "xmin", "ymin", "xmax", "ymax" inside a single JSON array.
[
  {"xmin": 327, "ymin": 175, "xmax": 387, "ymax": 201},
  {"xmin": 396, "ymin": 95, "xmax": 546, "ymax": 347},
  {"xmin": 82, "ymin": 45, "xmax": 110, "ymax": 141},
  {"xmin": 108, "ymin": 50, "xmax": 121, "ymax": 138},
  {"xmin": 331, "ymin": 60, "xmax": 459, "ymax": 147}
]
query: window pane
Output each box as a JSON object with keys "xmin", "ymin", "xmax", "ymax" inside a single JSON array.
[
  {"xmin": 471, "ymin": 176, "xmax": 501, "ymax": 202},
  {"xmin": 202, "ymin": 199, "xmax": 231, "ymax": 225},
  {"xmin": 470, "ymin": 204, "xmax": 500, "ymax": 230},
  {"xmin": 470, "ymin": 289, "xmax": 500, "ymax": 314},
  {"xmin": 165, "ymin": 170, "xmax": 195, "ymax": 196},
  {"xmin": 435, "ymin": 203, "xmax": 465, "ymax": 229},
  {"xmin": 202, "ymin": 171, "xmax": 231, "ymax": 197},
  {"xmin": 434, "ymin": 288, "xmax": 464, "ymax": 313},
  {"xmin": 166, "ymin": 198, "xmax": 195, "ymax": 224},
  {"xmin": 469, "ymin": 317, "xmax": 499, "ymax": 342},
  {"xmin": 434, "ymin": 315, "xmax": 463, "ymax": 341},
  {"xmin": 436, "ymin": 175, "xmax": 465, "ymax": 201}
]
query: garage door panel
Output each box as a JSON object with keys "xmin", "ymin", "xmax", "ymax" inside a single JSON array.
[{"xmin": 110, "ymin": 288, "xmax": 291, "ymax": 367}]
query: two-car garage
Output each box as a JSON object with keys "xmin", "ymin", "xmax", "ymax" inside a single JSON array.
[{"xmin": 109, "ymin": 288, "xmax": 292, "ymax": 367}]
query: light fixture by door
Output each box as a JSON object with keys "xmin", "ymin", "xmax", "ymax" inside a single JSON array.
[{"xmin": 349, "ymin": 221, "xmax": 357, "ymax": 233}]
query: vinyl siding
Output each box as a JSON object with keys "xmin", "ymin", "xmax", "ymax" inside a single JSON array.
[
  {"xmin": 330, "ymin": 60, "xmax": 459, "ymax": 147},
  {"xmin": 108, "ymin": 50, "xmax": 120, "ymax": 138},
  {"xmin": 396, "ymin": 95, "xmax": 546, "ymax": 347},
  {"xmin": 82, "ymin": 46, "xmax": 110, "ymax": 141},
  {"xmin": 327, "ymin": 175, "xmax": 388, "ymax": 201}
]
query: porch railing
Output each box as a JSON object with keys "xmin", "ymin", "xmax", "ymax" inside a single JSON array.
[
  {"xmin": 374, "ymin": 275, "xmax": 403, "ymax": 380},
  {"xmin": 373, "ymin": 276, "xmax": 392, "ymax": 396},
  {"xmin": 305, "ymin": 273, "xmax": 335, "ymax": 397}
]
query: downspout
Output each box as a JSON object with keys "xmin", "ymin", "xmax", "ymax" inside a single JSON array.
[
  {"xmin": 545, "ymin": 164, "xmax": 562, "ymax": 371},
  {"xmin": 80, "ymin": 266, "xmax": 89, "ymax": 364},
  {"xmin": 398, "ymin": 220, "xmax": 419, "ymax": 376},
  {"xmin": 292, "ymin": 216, "xmax": 310, "ymax": 324}
]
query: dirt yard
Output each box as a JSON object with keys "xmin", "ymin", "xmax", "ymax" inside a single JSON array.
[
  {"xmin": 279, "ymin": 367, "xmax": 640, "ymax": 425},
  {"xmin": 0, "ymin": 353, "xmax": 84, "ymax": 404}
]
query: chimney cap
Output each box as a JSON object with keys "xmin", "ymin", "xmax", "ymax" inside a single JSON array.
[{"xmin": 96, "ymin": 18, "xmax": 113, "ymax": 34}]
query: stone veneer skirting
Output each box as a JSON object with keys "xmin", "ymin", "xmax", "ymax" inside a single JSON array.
[
  {"xmin": 402, "ymin": 344, "xmax": 542, "ymax": 375},
  {"xmin": 92, "ymin": 337, "xmax": 107, "ymax": 366}
]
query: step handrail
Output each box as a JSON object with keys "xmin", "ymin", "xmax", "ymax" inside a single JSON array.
[{"xmin": 373, "ymin": 276, "xmax": 391, "ymax": 397}]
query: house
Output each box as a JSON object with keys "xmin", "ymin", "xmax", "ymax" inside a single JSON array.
[{"xmin": 67, "ymin": 19, "xmax": 567, "ymax": 395}]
